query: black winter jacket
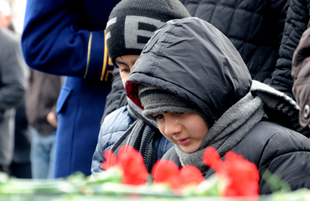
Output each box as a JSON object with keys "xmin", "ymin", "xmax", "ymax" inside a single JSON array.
[
  {"xmin": 103, "ymin": 0, "xmax": 290, "ymax": 119},
  {"xmin": 181, "ymin": 0, "xmax": 289, "ymax": 83},
  {"xmin": 126, "ymin": 17, "xmax": 310, "ymax": 195},
  {"xmin": 162, "ymin": 120, "xmax": 310, "ymax": 194},
  {"xmin": 270, "ymin": 0, "xmax": 310, "ymax": 98}
]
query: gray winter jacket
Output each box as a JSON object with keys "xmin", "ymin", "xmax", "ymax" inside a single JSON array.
[{"xmin": 0, "ymin": 27, "xmax": 26, "ymax": 165}]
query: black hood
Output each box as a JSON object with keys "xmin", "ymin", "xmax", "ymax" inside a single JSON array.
[{"xmin": 126, "ymin": 17, "xmax": 251, "ymax": 125}]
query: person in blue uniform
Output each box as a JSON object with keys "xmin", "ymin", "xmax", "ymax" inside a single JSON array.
[{"xmin": 21, "ymin": 0, "xmax": 119, "ymax": 178}]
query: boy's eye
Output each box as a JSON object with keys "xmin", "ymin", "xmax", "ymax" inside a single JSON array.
[
  {"xmin": 120, "ymin": 68, "xmax": 130, "ymax": 73},
  {"xmin": 153, "ymin": 114, "xmax": 164, "ymax": 120}
]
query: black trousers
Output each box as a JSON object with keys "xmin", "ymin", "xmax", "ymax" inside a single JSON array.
[{"xmin": 0, "ymin": 165, "xmax": 10, "ymax": 175}]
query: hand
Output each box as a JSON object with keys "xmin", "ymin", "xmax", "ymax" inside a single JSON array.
[{"xmin": 47, "ymin": 111, "xmax": 58, "ymax": 128}]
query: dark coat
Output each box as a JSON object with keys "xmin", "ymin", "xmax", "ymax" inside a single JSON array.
[
  {"xmin": 126, "ymin": 17, "xmax": 310, "ymax": 195},
  {"xmin": 25, "ymin": 69, "xmax": 61, "ymax": 135},
  {"xmin": 270, "ymin": 0, "xmax": 310, "ymax": 98},
  {"xmin": 162, "ymin": 120, "xmax": 310, "ymax": 194},
  {"xmin": 21, "ymin": 0, "xmax": 120, "ymax": 177},
  {"xmin": 181, "ymin": 0, "xmax": 289, "ymax": 83},
  {"xmin": 103, "ymin": 0, "xmax": 290, "ymax": 119}
]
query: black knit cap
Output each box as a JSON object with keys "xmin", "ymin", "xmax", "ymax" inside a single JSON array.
[
  {"xmin": 105, "ymin": 0, "xmax": 191, "ymax": 67},
  {"xmin": 138, "ymin": 85, "xmax": 210, "ymax": 127}
]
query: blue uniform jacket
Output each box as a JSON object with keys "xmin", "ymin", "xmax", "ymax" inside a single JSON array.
[
  {"xmin": 21, "ymin": 0, "xmax": 120, "ymax": 177},
  {"xmin": 91, "ymin": 106, "xmax": 173, "ymax": 175}
]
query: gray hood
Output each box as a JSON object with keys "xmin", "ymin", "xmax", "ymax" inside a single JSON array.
[{"xmin": 126, "ymin": 17, "xmax": 252, "ymax": 125}]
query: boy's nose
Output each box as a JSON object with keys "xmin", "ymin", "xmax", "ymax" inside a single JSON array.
[{"xmin": 164, "ymin": 116, "xmax": 182, "ymax": 136}]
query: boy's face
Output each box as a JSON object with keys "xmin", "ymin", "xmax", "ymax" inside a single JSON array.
[
  {"xmin": 151, "ymin": 112, "xmax": 209, "ymax": 153},
  {"xmin": 115, "ymin": 55, "xmax": 140, "ymax": 88}
]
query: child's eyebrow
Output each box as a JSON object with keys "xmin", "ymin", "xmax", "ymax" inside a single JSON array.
[{"xmin": 115, "ymin": 60, "xmax": 127, "ymax": 66}]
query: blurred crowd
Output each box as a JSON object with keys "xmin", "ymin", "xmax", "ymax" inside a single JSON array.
[{"xmin": 0, "ymin": 0, "xmax": 61, "ymax": 179}]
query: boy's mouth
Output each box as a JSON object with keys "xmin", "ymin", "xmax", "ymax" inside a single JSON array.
[{"xmin": 177, "ymin": 137, "xmax": 190, "ymax": 146}]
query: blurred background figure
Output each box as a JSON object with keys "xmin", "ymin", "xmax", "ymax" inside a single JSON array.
[
  {"xmin": 0, "ymin": 0, "xmax": 26, "ymax": 36},
  {"xmin": 25, "ymin": 69, "xmax": 61, "ymax": 179},
  {"xmin": 0, "ymin": 0, "xmax": 31, "ymax": 178},
  {"xmin": 0, "ymin": 0, "xmax": 13, "ymax": 30},
  {"xmin": 0, "ymin": 0, "xmax": 26, "ymax": 175},
  {"xmin": 11, "ymin": 99, "xmax": 32, "ymax": 178}
]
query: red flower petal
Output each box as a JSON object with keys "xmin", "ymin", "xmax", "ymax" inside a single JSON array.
[
  {"xmin": 152, "ymin": 160, "xmax": 180, "ymax": 189},
  {"xmin": 203, "ymin": 147, "xmax": 223, "ymax": 173},
  {"xmin": 118, "ymin": 146, "xmax": 149, "ymax": 185},
  {"xmin": 101, "ymin": 149, "xmax": 117, "ymax": 170},
  {"xmin": 180, "ymin": 165, "xmax": 204, "ymax": 186},
  {"xmin": 203, "ymin": 147, "xmax": 259, "ymax": 197},
  {"xmin": 223, "ymin": 151, "xmax": 259, "ymax": 196}
]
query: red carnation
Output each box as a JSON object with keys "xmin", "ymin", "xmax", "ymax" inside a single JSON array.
[
  {"xmin": 101, "ymin": 145, "xmax": 149, "ymax": 185},
  {"xmin": 180, "ymin": 165, "xmax": 205, "ymax": 186},
  {"xmin": 152, "ymin": 160, "xmax": 204, "ymax": 193},
  {"xmin": 203, "ymin": 147, "xmax": 259, "ymax": 197},
  {"xmin": 117, "ymin": 146, "xmax": 149, "ymax": 185},
  {"xmin": 152, "ymin": 160, "xmax": 180, "ymax": 189},
  {"xmin": 101, "ymin": 149, "xmax": 117, "ymax": 170},
  {"xmin": 223, "ymin": 151, "xmax": 259, "ymax": 196}
]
